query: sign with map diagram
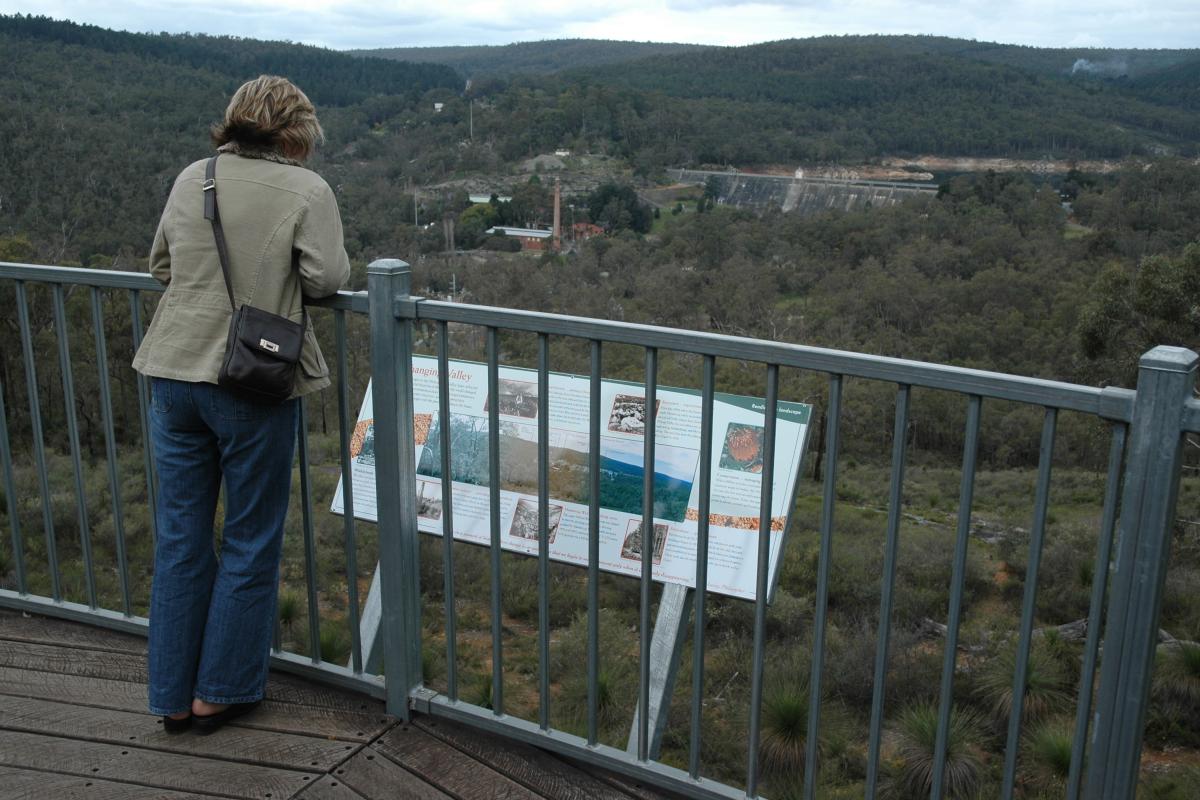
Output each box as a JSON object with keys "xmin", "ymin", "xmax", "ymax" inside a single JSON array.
[{"xmin": 332, "ymin": 356, "xmax": 812, "ymax": 601}]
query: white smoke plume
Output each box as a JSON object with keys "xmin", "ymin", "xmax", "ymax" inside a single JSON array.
[{"xmin": 1071, "ymin": 57, "xmax": 1130, "ymax": 76}]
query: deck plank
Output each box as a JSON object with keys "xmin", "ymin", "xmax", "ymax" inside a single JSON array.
[
  {"xmin": 374, "ymin": 724, "xmax": 542, "ymax": 799},
  {"xmin": 0, "ymin": 636, "xmax": 383, "ymax": 714},
  {"xmin": 0, "ymin": 696, "xmax": 353, "ymax": 771},
  {"xmin": 0, "ymin": 767, "xmax": 222, "ymax": 800},
  {"xmin": 0, "ymin": 611, "xmax": 698, "ymax": 800},
  {"xmin": 0, "ymin": 729, "xmax": 314, "ymax": 799},
  {"xmin": 0, "ymin": 667, "xmax": 388, "ymax": 742},
  {"xmin": 294, "ymin": 775, "xmax": 369, "ymax": 800},
  {"xmin": 412, "ymin": 716, "xmax": 642, "ymax": 800},
  {"xmin": 333, "ymin": 750, "xmax": 453, "ymax": 800},
  {"xmin": 0, "ymin": 609, "xmax": 147, "ymax": 655}
]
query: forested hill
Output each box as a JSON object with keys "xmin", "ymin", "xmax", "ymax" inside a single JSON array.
[
  {"xmin": 810, "ymin": 35, "xmax": 1198, "ymax": 80},
  {"xmin": 5, "ymin": 15, "xmax": 1200, "ymax": 267},
  {"xmin": 560, "ymin": 36, "xmax": 1200, "ymax": 157},
  {"xmin": 0, "ymin": 14, "xmax": 462, "ymax": 263},
  {"xmin": 0, "ymin": 15, "xmax": 460, "ymax": 105},
  {"xmin": 351, "ymin": 39, "xmax": 707, "ymax": 77}
]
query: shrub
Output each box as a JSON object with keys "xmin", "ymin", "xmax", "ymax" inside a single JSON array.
[
  {"xmin": 1021, "ymin": 718, "xmax": 1074, "ymax": 794},
  {"xmin": 1142, "ymin": 766, "xmax": 1200, "ymax": 800},
  {"xmin": 759, "ymin": 678, "xmax": 814, "ymax": 778},
  {"xmin": 1154, "ymin": 641, "xmax": 1200, "ymax": 706},
  {"xmin": 974, "ymin": 641, "xmax": 1073, "ymax": 726},
  {"xmin": 893, "ymin": 525, "xmax": 989, "ymax": 625},
  {"xmin": 319, "ymin": 625, "xmax": 351, "ymax": 663},
  {"xmin": 469, "ymin": 670, "xmax": 493, "ymax": 710},
  {"xmin": 551, "ymin": 608, "xmax": 637, "ymax": 738},
  {"xmin": 1146, "ymin": 641, "xmax": 1200, "ymax": 748},
  {"xmin": 277, "ymin": 589, "xmax": 301, "ymax": 631},
  {"xmin": 1033, "ymin": 526, "xmax": 1099, "ymax": 624},
  {"xmin": 882, "ymin": 703, "xmax": 985, "ymax": 800}
]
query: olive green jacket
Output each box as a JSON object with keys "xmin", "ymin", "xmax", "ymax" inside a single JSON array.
[{"xmin": 132, "ymin": 147, "xmax": 351, "ymax": 397}]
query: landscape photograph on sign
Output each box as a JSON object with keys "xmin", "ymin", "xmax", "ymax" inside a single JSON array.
[{"xmin": 597, "ymin": 437, "xmax": 698, "ymax": 522}]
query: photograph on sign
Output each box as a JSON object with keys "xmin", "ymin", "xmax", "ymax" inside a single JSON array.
[{"xmin": 331, "ymin": 355, "xmax": 812, "ymax": 601}]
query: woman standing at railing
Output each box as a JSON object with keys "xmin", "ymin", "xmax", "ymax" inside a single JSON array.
[{"xmin": 132, "ymin": 75, "xmax": 350, "ymax": 734}]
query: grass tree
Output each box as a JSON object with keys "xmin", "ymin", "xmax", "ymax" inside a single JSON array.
[
  {"xmin": 882, "ymin": 703, "xmax": 986, "ymax": 800},
  {"xmin": 1020, "ymin": 718, "xmax": 1073, "ymax": 795},
  {"xmin": 974, "ymin": 641, "xmax": 1073, "ymax": 726}
]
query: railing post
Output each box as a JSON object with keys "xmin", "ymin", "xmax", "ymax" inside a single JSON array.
[
  {"xmin": 1086, "ymin": 345, "xmax": 1198, "ymax": 798},
  {"xmin": 367, "ymin": 258, "xmax": 423, "ymax": 720}
]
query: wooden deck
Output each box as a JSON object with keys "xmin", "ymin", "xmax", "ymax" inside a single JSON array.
[{"xmin": 0, "ymin": 608, "xmax": 681, "ymax": 800}]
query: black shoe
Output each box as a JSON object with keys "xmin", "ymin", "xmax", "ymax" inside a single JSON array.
[
  {"xmin": 162, "ymin": 714, "xmax": 192, "ymax": 734},
  {"xmin": 192, "ymin": 701, "xmax": 262, "ymax": 736}
]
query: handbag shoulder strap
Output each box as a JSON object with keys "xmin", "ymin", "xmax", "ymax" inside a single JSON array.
[
  {"xmin": 203, "ymin": 154, "xmax": 308, "ymax": 329},
  {"xmin": 203, "ymin": 155, "xmax": 237, "ymax": 310}
]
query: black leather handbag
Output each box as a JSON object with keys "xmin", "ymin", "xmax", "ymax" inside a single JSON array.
[{"xmin": 203, "ymin": 154, "xmax": 305, "ymax": 405}]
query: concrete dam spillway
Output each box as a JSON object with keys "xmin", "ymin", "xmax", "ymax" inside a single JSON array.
[{"xmin": 672, "ymin": 169, "xmax": 938, "ymax": 215}]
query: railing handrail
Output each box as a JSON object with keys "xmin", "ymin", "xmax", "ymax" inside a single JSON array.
[
  {"xmin": 1, "ymin": 260, "xmax": 1134, "ymax": 419},
  {"xmin": 413, "ymin": 298, "xmax": 1136, "ymax": 420},
  {"xmin": 0, "ymin": 260, "xmax": 368, "ymax": 312}
]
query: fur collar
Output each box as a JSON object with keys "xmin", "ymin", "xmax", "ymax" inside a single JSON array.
[{"xmin": 217, "ymin": 142, "xmax": 302, "ymax": 167}]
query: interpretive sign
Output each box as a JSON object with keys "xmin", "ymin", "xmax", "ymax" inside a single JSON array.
[{"xmin": 332, "ymin": 356, "xmax": 812, "ymax": 601}]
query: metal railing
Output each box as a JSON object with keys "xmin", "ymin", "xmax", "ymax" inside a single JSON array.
[{"xmin": 1, "ymin": 257, "xmax": 1196, "ymax": 799}]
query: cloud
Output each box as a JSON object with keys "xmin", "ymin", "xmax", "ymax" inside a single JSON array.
[{"xmin": 0, "ymin": 0, "xmax": 1196, "ymax": 49}]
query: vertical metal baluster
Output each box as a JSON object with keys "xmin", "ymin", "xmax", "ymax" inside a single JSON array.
[
  {"xmin": 17, "ymin": 282, "xmax": 59, "ymax": 600},
  {"xmin": 586, "ymin": 339, "xmax": 602, "ymax": 746},
  {"xmin": 638, "ymin": 346, "xmax": 658, "ymax": 762},
  {"xmin": 129, "ymin": 290, "xmax": 158, "ymax": 545},
  {"xmin": 297, "ymin": 397, "xmax": 321, "ymax": 663},
  {"xmin": 1066, "ymin": 423, "xmax": 1127, "ymax": 800},
  {"xmin": 437, "ymin": 320, "xmax": 458, "ymax": 699},
  {"xmin": 0, "ymin": 367, "xmax": 26, "ymax": 595},
  {"xmin": 537, "ymin": 333, "xmax": 551, "ymax": 730},
  {"xmin": 930, "ymin": 395, "xmax": 983, "ymax": 800},
  {"xmin": 865, "ymin": 384, "xmax": 911, "ymax": 799},
  {"xmin": 367, "ymin": 259, "xmax": 422, "ymax": 718},
  {"xmin": 746, "ymin": 364, "xmax": 779, "ymax": 799},
  {"xmin": 335, "ymin": 310, "xmax": 364, "ymax": 674},
  {"xmin": 689, "ymin": 354, "xmax": 716, "ymax": 779},
  {"xmin": 52, "ymin": 284, "xmax": 96, "ymax": 607},
  {"xmin": 1000, "ymin": 409, "xmax": 1058, "ymax": 798},
  {"xmin": 487, "ymin": 326, "xmax": 503, "ymax": 715},
  {"xmin": 1086, "ymin": 348, "xmax": 1196, "ymax": 798},
  {"xmin": 91, "ymin": 288, "xmax": 131, "ymax": 615},
  {"xmin": 804, "ymin": 372, "xmax": 842, "ymax": 799}
]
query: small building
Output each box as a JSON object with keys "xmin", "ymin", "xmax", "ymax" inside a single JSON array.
[
  {"xmin": 433, "ymin": 102, "xmax": 444, "ymax": 113},
  {"xmin": 554, "ymin": 149, "xmax": 571, "ymax": 157},
  {"xmin": 486, "ymin": 226, "xmax": 553, "ymax": 251},
  {"xmin": 469, "ymin": 194, "xmax": 512, "ymax": 204},
  {"xmin": 572, "ymin": 222, "xmax": 604, "ymax": 241}
]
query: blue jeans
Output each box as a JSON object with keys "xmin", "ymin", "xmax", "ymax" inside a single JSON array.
[{"xmin": 147, "ymin": 377, "xmax": 298, "ymax": 715}]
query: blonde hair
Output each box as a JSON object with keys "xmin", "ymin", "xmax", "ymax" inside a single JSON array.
[{"xmin": 211, "ymin": 75, "xmax": 324, "ymax": 161}]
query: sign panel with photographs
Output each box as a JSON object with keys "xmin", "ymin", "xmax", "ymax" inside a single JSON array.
[{"xmin": 331, "ymin": 356, "xmax": 812, "ymax": 601}]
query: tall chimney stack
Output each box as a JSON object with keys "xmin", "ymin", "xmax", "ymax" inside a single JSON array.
[{"xmin": 553, "ymin": 179, "xmax": 562, "ymax": 252}]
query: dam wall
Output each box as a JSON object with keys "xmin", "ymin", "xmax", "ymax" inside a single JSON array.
[{"xmin": 671, "ymin": 169, "xmax": 937, "ymax": 215}]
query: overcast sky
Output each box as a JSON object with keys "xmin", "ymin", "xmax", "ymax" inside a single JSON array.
[{"xmin": 3, "ymin": 1, "xmax": 1197, "ymax": 50}]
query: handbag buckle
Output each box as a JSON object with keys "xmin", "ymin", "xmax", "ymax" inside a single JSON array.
[
  {"xmin": 202, "ymin": 179, "xmax": 215, "ymax": 191},
  {"xmin": 259, "ymin": 338, "xmax": 280, "ymax": 353}
]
